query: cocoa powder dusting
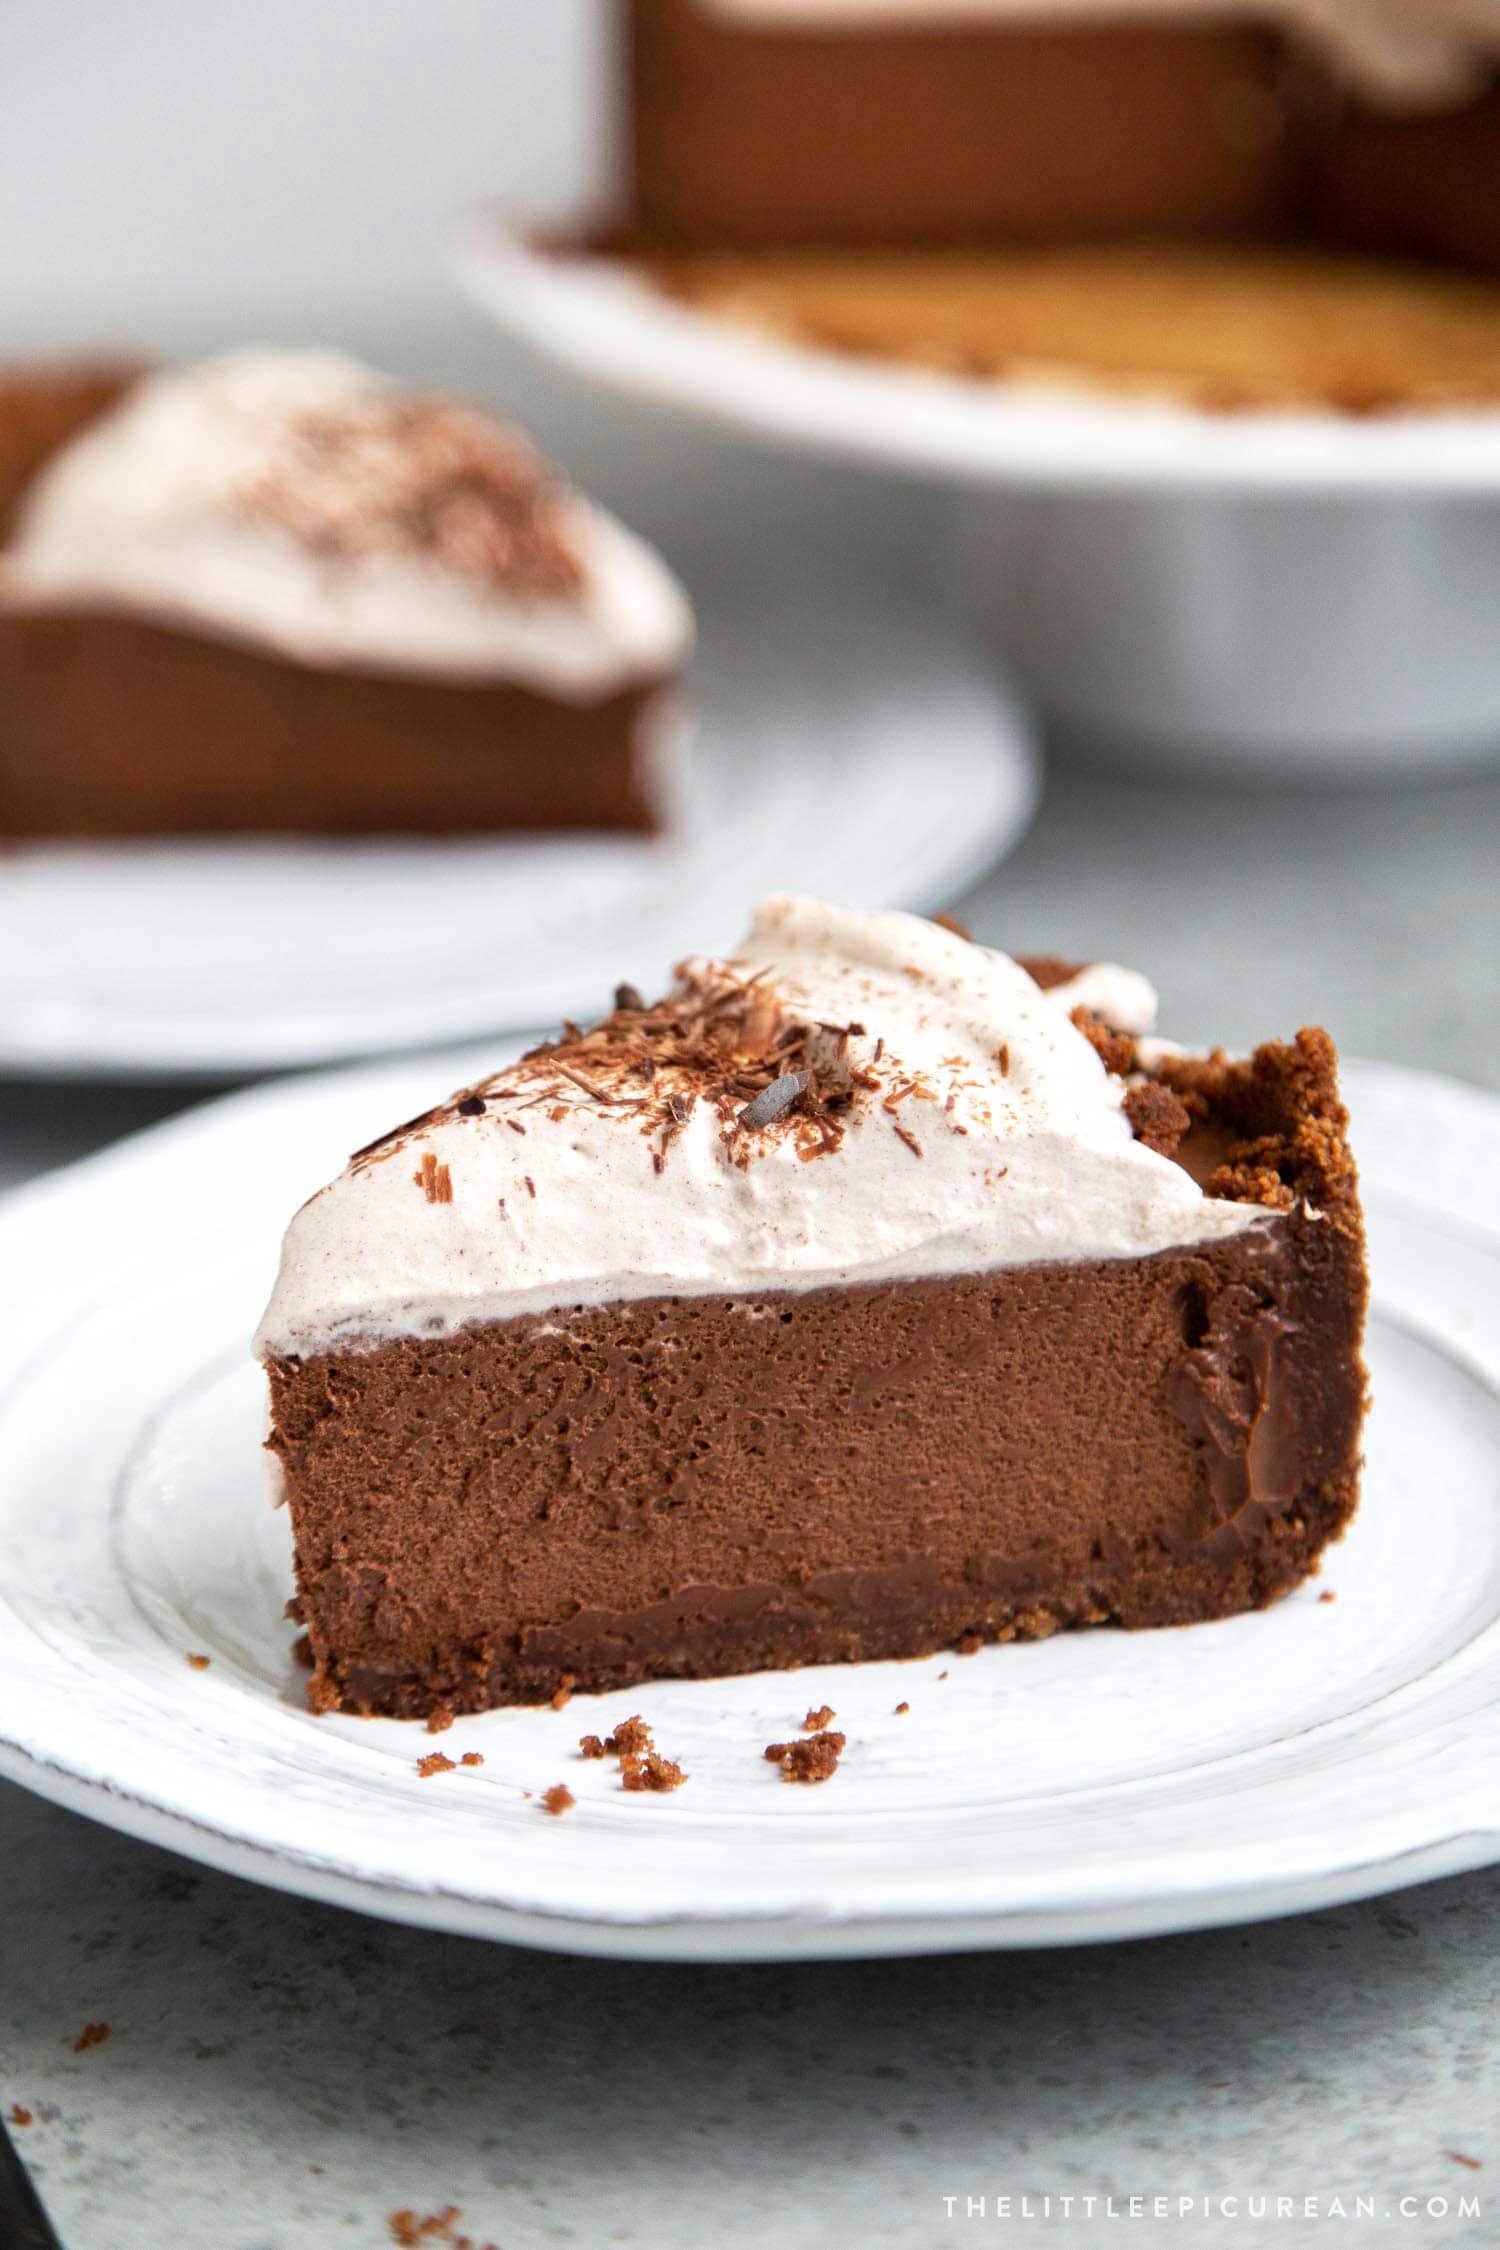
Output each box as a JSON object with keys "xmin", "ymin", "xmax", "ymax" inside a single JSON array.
[{"xmin": 239, "ymin": 390, "xmax": 585, "ymax": 605}]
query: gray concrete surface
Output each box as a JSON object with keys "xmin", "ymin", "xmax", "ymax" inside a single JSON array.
[{"xmin": 1, "ymin": 1777, "xmax": 1494, "ymax": 2249}]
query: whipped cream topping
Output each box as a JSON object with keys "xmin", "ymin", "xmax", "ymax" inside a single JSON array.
[
  {"xmin": 702, "ymin": 1, "xmax": 1500, "ymax": 109},
  {"xmin": 255, "ymin": 897, "xmax": 1266, "ymax": 1359},
  {"xmin": 1, "ymin": 350, "xmax": 692, "ymax": 697}
]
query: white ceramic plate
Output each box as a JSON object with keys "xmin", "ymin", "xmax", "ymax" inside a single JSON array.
[
  {"xmin": 454, "ymin": 227, "xmax": 1500, "ymax": 498},
  {"xmin": 2, "ymin": 1056, "xmax": 1498, "ymax": 1959},
  {"xmin": 0, "ymin": 573, "xmax": 1035, "ymax": 1080}
]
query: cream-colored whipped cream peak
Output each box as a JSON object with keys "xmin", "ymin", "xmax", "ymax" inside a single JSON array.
[
  {"xmin": 255, "ymin": 896, "xmax": 1265, "ymax": 1358},
  {"xmin": 1, "ymin": 349, "xmax": 692, "ymax": 695},
  {"xmin": 701, "ymin": 0, "xmax": 1500, "ymax": 109}
]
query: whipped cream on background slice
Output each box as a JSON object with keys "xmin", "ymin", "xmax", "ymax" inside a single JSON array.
[
  {"xmin": 703, "ymin": 0, "xmax": 1500, "ymax": 110},
  {"xmin": 1, "ymin": 350, "xmax": 692, "ymax": 697},
  {"xmin": 256, "ymin": 897, "xmax": 1266, "ymax": 1359}
]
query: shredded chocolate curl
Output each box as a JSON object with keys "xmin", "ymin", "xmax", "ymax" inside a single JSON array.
[
  {"xmin": 344, "ymin": 953, "xmax": 913, "ymax": 1183},
  {"xmin": 414, "ymin": 1151, "xmax": 453, "ymax": 1204},
  {"xmin": 738, "ymin": 1070, "xmax": 810, "ymax": 1130},
  {"xmin": 477, "ymin": 960, "xmax": 891, "ymax": 1172}
]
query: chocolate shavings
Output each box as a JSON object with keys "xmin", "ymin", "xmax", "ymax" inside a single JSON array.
[{"xmin": 738, "ymin": 1071, "xmax": 810, "ymax": 1130}]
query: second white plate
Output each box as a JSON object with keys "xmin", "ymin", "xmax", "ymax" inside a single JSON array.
[
  {"xmin": 0, "ymin": 571, "xmax": 1035, "ymax": 1079},
  {"xmin": 0, "ymin": 1056, "xmax": 1497, "ymax": 1958}
]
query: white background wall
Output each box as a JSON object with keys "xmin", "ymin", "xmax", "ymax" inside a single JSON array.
[
  {"xmin": 0, "ymin": 0, "xmax": 924, "ymax": 577},
  {"xmin": 0, "ymin": 1, "xmax": 614, "ymax": 343}
]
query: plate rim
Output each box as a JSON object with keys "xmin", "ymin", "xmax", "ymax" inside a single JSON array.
[
  {"xmin": 4, "ymin": 1742, "xmax": 1498, "ymax": 1962},
  {"xmin": 452, "ymin": 222, "xmax": 1500, "ymax": 500},
  {"xmin": 3, "ymin": 1055, "xmax": 1499, "ymax": 1959}
]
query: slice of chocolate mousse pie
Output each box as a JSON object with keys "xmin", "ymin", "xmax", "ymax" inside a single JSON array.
[
  {"xmin": 0, "ymin": 349, "xmax": 691, "ymax": 836},
  {"xmin": 257, "ymin": 897, "xmax": 1368, "ymax": 1719}
]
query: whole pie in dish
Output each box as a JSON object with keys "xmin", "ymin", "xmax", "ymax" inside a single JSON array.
[{"xmin": 609, "ymin": 1, "xmax": 1500, "ymax": 410}]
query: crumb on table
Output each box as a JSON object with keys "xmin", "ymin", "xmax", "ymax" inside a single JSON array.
[
  {"xmin": 803, "ymin": 1704, "xmax": 836, "ymax": 1731},
  {"xmin": 541, "ymin": 1784, "xmax": 575, "ymax": 1816},
  {"xmin": 72, "ymin": 2023, "xmax": 110, "ymax": 2054},
  {"xmin": 389, "ymin": 2206, "xmax": 496, "ymax": 2248},
  {"xmin": 416, "ymin": 1752, "xmax": 455, "ymax": 1779}
]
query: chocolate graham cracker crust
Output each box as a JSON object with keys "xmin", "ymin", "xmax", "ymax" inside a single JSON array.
[{"xmin": 261, "ymin": 913, "xmax": 1367, "ymax": 1723}]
